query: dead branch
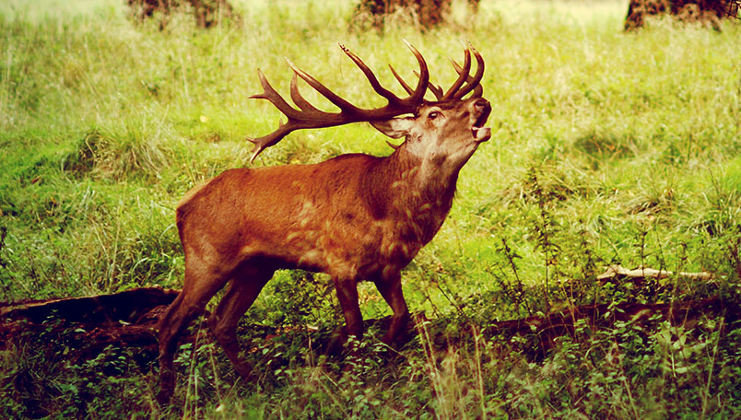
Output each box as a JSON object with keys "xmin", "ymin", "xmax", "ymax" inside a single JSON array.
[{"xmin": 596, "ymin": 265, "xmax": 714, "ymax": 282}]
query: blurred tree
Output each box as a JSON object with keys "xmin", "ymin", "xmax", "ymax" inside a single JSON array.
[
  {"xmin": 350, "ymin": 0, "xmax": 481, "ymax": 30},
  {"xmin": 126, "ymin": 0, "xmax": 238, "ymax": 29},
  {"xmin": 625, "ymin": 0, "xmax": 739, "ymax": 30}
]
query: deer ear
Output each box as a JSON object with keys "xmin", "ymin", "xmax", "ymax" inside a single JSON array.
[{"xmin": 370, "ymin": 117, "xmax": 414, "ymax": 139}]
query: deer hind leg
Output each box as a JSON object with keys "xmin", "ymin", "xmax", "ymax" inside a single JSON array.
[
  {"xmin": 156, "ymin": 263, "xmax": 230, "ymax": 404},
  {"xmin": 207, "ymin": 264, "xmax": 273, "ymax": 382},
  {"xmin": 373, "ymin": 271, "xmax": 410, "ymax": 346}
]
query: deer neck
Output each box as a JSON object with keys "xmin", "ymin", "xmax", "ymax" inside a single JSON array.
[{"xmin": 364, "ymin": 144, "xmax": 459, "ymax": 244}]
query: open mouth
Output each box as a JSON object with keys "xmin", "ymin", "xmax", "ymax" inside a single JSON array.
[{"xmin": 471, "ymin": 105, "xmax": 492, "ymax": 143}]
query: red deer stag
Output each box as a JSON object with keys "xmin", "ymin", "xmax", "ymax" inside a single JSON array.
[{"xmin": 156, "ymin": 43, "xmax": 490, "ymax": 403}]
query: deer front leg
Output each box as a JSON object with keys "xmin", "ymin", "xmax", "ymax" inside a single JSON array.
[
  {"xmin": 374, "ymin": 271, "xmax": 410, "ymax": 346},
  {"xmin": 333, "ymin": 277, "xmax": 364, "ymax": 341}
]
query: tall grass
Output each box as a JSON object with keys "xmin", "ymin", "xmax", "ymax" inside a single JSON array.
[{"xmin": 1, "ymin": 0, "xmax": 740, "ymax": 417}]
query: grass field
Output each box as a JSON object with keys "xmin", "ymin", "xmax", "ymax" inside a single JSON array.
[{"xmin": 1, "ymin": 0, "xmax": 740, "ymax": 417}]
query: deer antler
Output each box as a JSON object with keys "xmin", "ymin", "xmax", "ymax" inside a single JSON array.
[
  {"xmin": 247, "ymin": 42, "xmax": 428, "ymax": 162},
  {"xmin": 247, "ymin": 43, "xmax": 484, "ymax": 162}
]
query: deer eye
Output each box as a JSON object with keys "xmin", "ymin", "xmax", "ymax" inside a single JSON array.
[{"xmin": 428, "ymin": 111, "xmax": 441, "ymax": 120}]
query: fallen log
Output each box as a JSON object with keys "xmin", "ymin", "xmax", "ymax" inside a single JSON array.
[
  {"xmin": 596, "ymin": 264, "xmax": 714, "ymax": 282},
  {"xmin": 0, "ymin": 286, "xmax": 178, "ymax": 324},
  {"xmin": 0, "ymin": 287, "xmax": 178, "ymax": 359}
]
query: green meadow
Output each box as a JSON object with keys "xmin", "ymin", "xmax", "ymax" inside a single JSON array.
[{"xmin": 1, "ymin": 0, "xmax": 740, "ymax": 417}]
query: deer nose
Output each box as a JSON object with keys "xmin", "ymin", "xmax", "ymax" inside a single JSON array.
[
  {"xmin": 473, "ymin": 98, "xmax": 490, "ymax": 113},
  {"xmin": 472, "ymin": 99, "xmax": 491, "ymax": 123}
]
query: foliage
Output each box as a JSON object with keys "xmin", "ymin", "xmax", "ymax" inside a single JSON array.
[{"xmin": 0, "ymin": 0, "xmax": 739, "ymax": 417}]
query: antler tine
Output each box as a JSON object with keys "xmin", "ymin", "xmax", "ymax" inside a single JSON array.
[
  {"xmin": 250, "ymin": 69, "xmax": 302, "ymax": 120},
  {"xmin": 453, "ymin": 47, "xmax": 485, "ymax": 99},
  {"xmin": 248, "ymin": 124, "xmax": 293, "ymax": 163},
  {"xmin": 389, "ymin": 64, "xmax": 414, "ymax": 95},
  {"xmin": 290, "ymin": 72, "xmax": 322, "ymax": 113},
  {"xmin": 428, "ymin": 83, "xmax": 444, "ymax": 100},
  {"xmin": 391, "ymin": 67, "xmax": 443, "ymax": 101},
  {"xmin": 339, "ymin": 44, "xmax": 405, "ymax": 106},
  {"xmin": 287, "ymin": 58, "xmax": 365, "ymax": 116},
  {"xmin": 417, "ymin": 70, "xmax": 444, "ymax": 100},
  {"xmin": 404, "ymin": 41, "xmax": 430, "ymax": 105},
  {"xmin": 440, "ymin": 47, "xmax": 471, "ymax": 101}
]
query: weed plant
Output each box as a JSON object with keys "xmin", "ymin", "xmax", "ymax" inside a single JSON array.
[{"xmin": 0, "ymin": 0, "xmax": 740, "ymax": 417}]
